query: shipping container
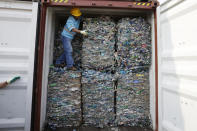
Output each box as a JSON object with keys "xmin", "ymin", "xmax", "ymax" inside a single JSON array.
[{"xmin": 0, "ymin": 0, "xmax": 197, "ymax": 131}]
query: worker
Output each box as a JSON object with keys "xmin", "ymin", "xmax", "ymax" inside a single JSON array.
[
  {"xmin": 55, "ymin": 8, "xmax": 88, "ymax": 70},
  {"xmin": 0, "ymin": 81, "xmax": 8, "ymax": 88}
]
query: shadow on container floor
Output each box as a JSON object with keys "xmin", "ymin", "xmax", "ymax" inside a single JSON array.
[{"xmin": 45, "ymin": 126, "xmax": 153, "ymax": 131}]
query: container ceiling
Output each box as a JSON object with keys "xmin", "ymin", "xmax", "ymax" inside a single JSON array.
[{"xmin": 52, "ymin": 7, "xmax": 153, "ymax": 17}]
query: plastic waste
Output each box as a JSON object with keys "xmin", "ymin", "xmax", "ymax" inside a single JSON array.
[
  {"xmin": 116, "ymin": 17, "xmax": 151, "ymax": 72},
  {"xmin": 115, "ymin": 71, "xmax": 152, "ymax": 128},
  {"xmin": 82, "ymin": 69, "xmax": 115, "ymax": 128},
  {"xmin": 47, "ymin": 66, "xmax": 82, "ymax": 128},
  {"xmin": 82, "ymin": 16, "xmax": 116, "ymax": 72}
]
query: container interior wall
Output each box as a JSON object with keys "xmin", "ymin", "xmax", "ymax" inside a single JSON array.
[
  {"xmin": 40, "ymin": 8, "xmax": 56, "ymax": 131},
  {"xmin": 148, "ymin": 13, "xmax": 156, "ymax": 130},
  {"xmin": 41, "ymin": 7, "xmax": 156, "ymax": 130}
]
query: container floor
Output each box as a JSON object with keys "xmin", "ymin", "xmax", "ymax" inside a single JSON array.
[{"xmin": 45, "ymin": 127, "xmax": 153, "ymax": 131}]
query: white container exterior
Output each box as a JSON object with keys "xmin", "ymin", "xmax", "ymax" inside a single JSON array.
[
  {"xmin": 0, "ymin": 1, "xmax": 38, "ymax": 131},
  {"xmin": 158, "ymin": 0, "xmax": 197, "ymax": 131}
]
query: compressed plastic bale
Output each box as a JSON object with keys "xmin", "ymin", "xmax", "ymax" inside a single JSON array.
[
  {"xmin": 47, "ymin": 67, "xmax": 82, "ymax": 129},
  {"xmin": 115, "ymin": 71, "xmax": 152, "ymax": 128},
  {"xmin": 82, "ymin": 16, "xmax": 116, "ymax": 71},
  {"xmin": 82, "ymin": 70, "xmax": 115, "ymax": 128},
  {"xmin": 53, "ymin": 20, "xmax": 83, "ymax": 69},
  {"xmin": 72, "ymin": 35, "xmax": 83, "ymax": 69},
  {"xmin": 116, "ymin": 17, "xmax": 151, "ymax": 71}
]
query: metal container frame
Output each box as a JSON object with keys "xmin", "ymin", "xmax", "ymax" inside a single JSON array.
[{"xmin": 33, "ymin": 1, "xmax": 159, "ymax": 130}]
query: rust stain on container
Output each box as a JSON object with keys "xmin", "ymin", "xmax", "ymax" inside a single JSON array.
[
  {"xmin": 154, "ymin": 9, "xmax": 159, "ymax": 131},
  {"xmin": 34, "ymin": 4, "xmax": 47, "ymax": 131}
]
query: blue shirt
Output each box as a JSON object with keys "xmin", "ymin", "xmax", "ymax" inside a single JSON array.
[{"xmin": 61, "ymin": 16, "xmax": 81, "ymax": 40}]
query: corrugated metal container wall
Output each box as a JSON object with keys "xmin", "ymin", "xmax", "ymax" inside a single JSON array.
[
  {"xmin": 0, "ymin": 1, "xmax": 38, "ymax": 131},
  {"xmin": 158, "ymin": 0, "xmax": 197, "ymax": 131}
]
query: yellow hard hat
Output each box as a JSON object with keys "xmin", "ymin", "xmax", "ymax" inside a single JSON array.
[{"xmin": 70, "ymin": 8, "xmax": 82, "ymax": 17}]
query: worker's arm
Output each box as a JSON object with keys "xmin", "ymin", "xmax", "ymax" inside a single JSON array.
[
  {"xmin": 71, "ymin": 28, "xmax": 81, "ymax": 33},
  {"xmin": 67, "ymin": 16, "xmax": 87, "ymax": 36},
  {"xmin": 0, "ymin": 81, "xmax": 8, "ymax": 88},
  {"xmin": 67, "ymin": 17, "xmax": 81, "ymax": 34}
]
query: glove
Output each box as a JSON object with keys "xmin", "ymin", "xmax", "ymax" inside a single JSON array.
[
  {"xmin": 80, "ymin": 30, "xmax": 88, "ymax": 36},
  {"xmin": 7, "ymin": 76, "xmax": 20, "ymax": 84}
]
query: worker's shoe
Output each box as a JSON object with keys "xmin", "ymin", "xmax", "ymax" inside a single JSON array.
[
  {"xmin": 55, "ymin": 63, "xmax": 65, "ymax": 68},
  {"xmin": 67, "ymin": 67, "xmax": 77, "ymax": 71}
]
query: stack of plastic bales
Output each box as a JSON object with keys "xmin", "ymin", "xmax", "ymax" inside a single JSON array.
[
  {"xmin": 47, "ymin": 67, "xmax": 82, "ymax": 129},
  {"xmin": 48, "ymin": 16, "xmax": 152, "ymax": 129},
  {"xmin": 82, "ymin": 70, "xmax": 115, "ymax": 128},
  {"xmin": 115, "ymin": 71, "xmax": 152, "ymax": 127},
  {"xmin": 115, "ymin": 17, "xmax": 152, "ymax": 128},
  {"xmin": 82, "ymin": 16, "xmax": 116, "ymax": 71},
  {"xmin": 116, "ymin": 17, "xmax": 151, "ymax": 72},
  {"xmin": 81, "ymin": 16, "xmax": 116, "ymax": 127}
]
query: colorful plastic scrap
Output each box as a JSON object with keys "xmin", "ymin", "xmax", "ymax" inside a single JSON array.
[
  {"xmin": 82, "ymin": 16, "xmax": 116, "ymax": 72},
  {"xmin": 115, "ymin": 71, "xmax": 152, "ymax": 128},
  {"xmin": 116, "ymin": 17, "xmax": 151, "ymax": 72},
  {"xmin": 47, "ymin": 67, "xmax": 82, "ymax": 129},
  {"xmin": 82, "ymin": 69, "xmax": 115, "ymax": 128}
]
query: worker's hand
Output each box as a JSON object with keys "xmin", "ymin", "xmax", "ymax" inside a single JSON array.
[
  {"xmin": 80, "ymin": 30, "xmax": 88, "ymax": 36},
  {"xmin": 0, "ymin": 81, "xmax": 8, "ymax": 88}
]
